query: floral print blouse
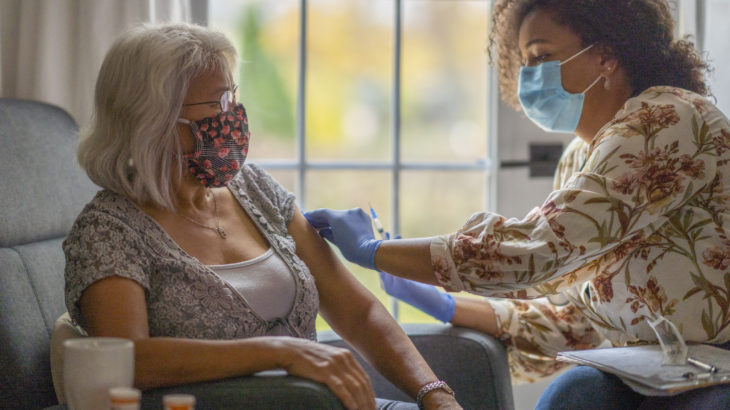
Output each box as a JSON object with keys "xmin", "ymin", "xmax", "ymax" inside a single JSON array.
[
  {"xmin": 64, "ymin": 164, "xmax": 319, "ymax": 341},
  {"xmin": 430, "ymin": 86, "xmax": 730, "ymax": 383}
]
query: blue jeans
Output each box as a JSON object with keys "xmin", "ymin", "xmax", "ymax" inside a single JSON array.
[
  {"xmin": 535, "ymin": 366, "xmax": 730, "ymax": 410},
  {"xmin": 376, "ymin": 398, "xmax": 418, "ymax": 409}
]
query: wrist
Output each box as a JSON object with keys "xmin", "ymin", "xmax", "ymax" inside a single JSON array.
[
  {"xmin": 438, "ymin": 293, "xmax": 455, "ymax": 323},
  {"xmin": 421, "ymin": 389, "xmax": 459, "ymax": 409},
  {"xmin": 357, "ymin": 238, "xmax": 382, "ymax": 270},
  {"xmin": 416, "ymin": 380, "xmax": 455, "ymax": 410},
  {"xmin": 267, "ymin": 337, "xmax": 302, "ymax": 370}
]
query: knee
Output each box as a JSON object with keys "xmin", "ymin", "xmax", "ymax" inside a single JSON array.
[
  {"xmin": 535, "ymin": 366, "xmax": 641, "ymax": 410},
  {"xmin": 640, "ymin": 383, "xmax": 730, "ymax": 410}
]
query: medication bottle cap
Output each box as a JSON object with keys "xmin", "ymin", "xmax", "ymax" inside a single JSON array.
[
  {"xmin": 109, "ymin": 386, "xmax": 141, "ymax": 402},
  {"xmin": 163, "ymin": 393, "xmax": 196, "ymax": 409}
]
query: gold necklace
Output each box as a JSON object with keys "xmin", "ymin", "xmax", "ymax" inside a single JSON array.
[{"xmin": 178, "ymin": 189, "xmax": 227, "ymax": 239}]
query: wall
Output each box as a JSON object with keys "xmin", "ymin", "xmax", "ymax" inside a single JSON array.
[{"xmin": 494, "ymin": 98, "xmax": 576, "ymax": 409}]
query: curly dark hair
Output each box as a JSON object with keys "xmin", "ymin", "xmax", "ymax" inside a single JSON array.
[{"xmin": 489, "ymin": 0, "xmax": 711, "ymax": 109}]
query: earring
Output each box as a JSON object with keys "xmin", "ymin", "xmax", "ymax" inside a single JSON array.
[{"xmin": 603, "ymin": 77, "xmax": 611, "ymax": 91}]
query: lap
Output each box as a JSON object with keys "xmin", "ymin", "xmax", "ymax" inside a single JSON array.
[
  {"xmin": 640, "ymin": 384, "xmax": 730, "ymax": 410},
  {"xmin": 536, "ymin": 366, "xmax": 730, "ymax": 410},
  {"xmin": 535, "ymin": 366, "xmax": 642, "ymax": 410},
  {"xmin": 376, "ymin": 398, "xmax": 418, "ymax": 410}
]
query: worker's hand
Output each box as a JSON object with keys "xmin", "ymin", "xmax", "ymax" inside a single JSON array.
[
  {"xmin": 304, "ymin": 208, "xmax": 382, "ymax": 270},
  {"xmin": 379, "ymin": 271, "xmax": 455, "ymax": 323}
]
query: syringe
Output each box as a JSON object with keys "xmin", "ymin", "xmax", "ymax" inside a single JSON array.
[{"xmin": 369, "ymin": 204, "xmax": 390, "ymax": 240}]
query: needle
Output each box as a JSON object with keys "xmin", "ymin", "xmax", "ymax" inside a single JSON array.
[{"xmin": 369, "ymin": 203, "xmax": 390, "ymax": 240}]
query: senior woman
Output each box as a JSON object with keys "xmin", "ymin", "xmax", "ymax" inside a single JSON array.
[
  {"xmin": 305, "ymin": 0, "xmax": 730, "ymax": 408},
  {"xmin": 64, "ymin": 23, "xmax": 460, "ymax": 410}
]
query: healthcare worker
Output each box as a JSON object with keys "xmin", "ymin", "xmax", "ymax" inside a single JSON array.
[{"xmin": 305, "ymin": 0, "xmax": 730, "ymax": 408}]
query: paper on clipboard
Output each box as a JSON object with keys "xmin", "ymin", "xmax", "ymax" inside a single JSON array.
[{"xmin": 557, "ymin": 344, "xmax": 730, "ymax": 396}]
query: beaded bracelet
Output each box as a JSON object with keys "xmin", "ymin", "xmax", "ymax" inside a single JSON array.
[{"xmin": 415, "ymin": 380, "xmax": 454, "ymax": 409}]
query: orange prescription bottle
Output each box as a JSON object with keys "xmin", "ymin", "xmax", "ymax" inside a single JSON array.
[
  {"xmin": 109, "ymin": 386, "xmax": 141, "ymax": 410},
  {"xmin": 163, "ymin": 393, "xmax": 196, "ymax": 410}
]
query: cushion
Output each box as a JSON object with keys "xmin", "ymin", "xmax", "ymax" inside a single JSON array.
[{"xmin": 50, "ymin": 312, "xmax": 87, "ymax": 404}]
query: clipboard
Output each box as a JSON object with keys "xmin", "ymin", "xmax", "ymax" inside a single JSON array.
[{"xmin": 557, "ymin": 344, "xmax": 730, "ymax": 396}]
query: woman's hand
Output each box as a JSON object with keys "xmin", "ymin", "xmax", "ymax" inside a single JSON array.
[
  {"xmin": 304, "ymin": 208, "xmax": 382, "ymax": 270},
  {"xmin": 274, "ymin": 337, "xmax": 376, "ymax": 410}
]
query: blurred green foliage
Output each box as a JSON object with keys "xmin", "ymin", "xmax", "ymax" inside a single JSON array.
[{"xmin": 238, "ymin": 5, "xmax": 295, "ymax": 142}]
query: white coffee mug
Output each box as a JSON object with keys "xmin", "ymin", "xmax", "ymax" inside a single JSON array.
[{"xmin": 63, "ymin": 337, "xmax": 135, "ymax": 410}]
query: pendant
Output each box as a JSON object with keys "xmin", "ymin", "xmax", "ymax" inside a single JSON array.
[{"xmin": 216, "ymin": 226, "xmax": 228, "ymax": 239}]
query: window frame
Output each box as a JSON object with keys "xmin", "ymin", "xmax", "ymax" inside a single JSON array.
[
  {"xmin": 202, "ymin": 0, "xmax": 499, "ymax": 318},
  {"xmin": 224, "ymin": 0, "xmax": 498, "ymax": 226}
]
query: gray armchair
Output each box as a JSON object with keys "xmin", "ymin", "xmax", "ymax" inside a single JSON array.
[{"xmin": 0, "ymin": 98, "xmax": 513, "ymax": 410}]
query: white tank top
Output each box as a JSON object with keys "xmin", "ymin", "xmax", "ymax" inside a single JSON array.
[{"xmin": 208, "ymin": 248, "xmax": 297, "ymax": 336}]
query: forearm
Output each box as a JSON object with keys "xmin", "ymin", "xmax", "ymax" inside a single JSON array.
[
  {"xmin": 374, "ymin": 238, "xmax": 439, "ymax": 285},
  {"xmin": 132, "ymin": 336, "xmax": 286, "ymax": 390},
  {"xmin": 348, "ymin": 304, "xmax": 460, "ymax": 408},
  {"xmin": 450, "ymin": 295, "xmax": 500, "ymax": 337},
  {"xmin": 335, "ymin": 301, "xmax": 436, "ymax": 398}
]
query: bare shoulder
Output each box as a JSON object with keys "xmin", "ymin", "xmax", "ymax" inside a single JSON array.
[{"xmin": 288, "ymin": 206, "xmax": 333, "ymax": 262}]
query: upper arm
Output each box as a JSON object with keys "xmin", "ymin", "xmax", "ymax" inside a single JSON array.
[
  {"xmin": 64, "ymin": 208, "xmax": 152, "ymax": 330},
  {"xmin": 287, "ymin": 206, "xmax": 379, "ymax": 330},
  {"xmin": 245, "ymin": 165, "xmax": 384, "ymax": 328},
  {"xmin": 80, "ymin": 276, "xmax": 150, "ymax": 339}
]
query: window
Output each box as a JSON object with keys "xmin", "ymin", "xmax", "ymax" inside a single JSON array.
[
  {"xmin": 703, "ymin": 0, "xmax": 730, "ymax": 115},
  {"xmin": 674, "ymin": 0, "xmax": 730, "ymax": 114},
  {"xmin": 208, "ymin": 0, "xmax": 494, "ymax": 326}
]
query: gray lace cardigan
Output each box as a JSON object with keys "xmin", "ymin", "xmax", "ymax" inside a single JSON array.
[{"xmin": 64, "ymin": 164, "xmax": 319, "ymax": 340}]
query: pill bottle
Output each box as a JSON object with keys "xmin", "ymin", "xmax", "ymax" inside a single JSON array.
[
  {"xmin": 109, "ymin": 386, "xmax": 141, "ymax": 410},
  {"xmin": 163, "ymin": 393, "xmax": 196, "ymax": 410}
]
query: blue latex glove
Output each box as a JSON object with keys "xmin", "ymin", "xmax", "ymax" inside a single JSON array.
[
  {"xmin": 379, "ymin": 271, "xmax": 455, "ymax": 323},
  {"xmin": 304, "ymin": 208, "xmax": 383, "ymax": 270}
]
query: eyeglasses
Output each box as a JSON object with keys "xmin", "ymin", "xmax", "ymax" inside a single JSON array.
[{"xmin": 183, "ymin": 84, "xmax": 238, "ymax": 112}]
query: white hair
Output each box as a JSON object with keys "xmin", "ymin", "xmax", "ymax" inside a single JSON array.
[{"xmin": 78, "ymin": 22, "xmax": 238, "ymax": 210}]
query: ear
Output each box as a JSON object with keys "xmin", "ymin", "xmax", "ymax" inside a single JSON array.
[
  {"xmin": 594, "ymin": 45, "xmax": 619, "ymax": 90},
  {"xmin": 595, "ymin": 44, "xmax": 619, "ymax": 78}
]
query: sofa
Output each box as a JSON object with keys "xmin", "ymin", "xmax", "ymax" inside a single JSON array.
[{"xmin": 0, "ymin": 98, "xmax": 514, "ymax": 409}]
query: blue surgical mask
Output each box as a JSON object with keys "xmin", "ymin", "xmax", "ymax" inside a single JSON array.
[{"xmin": 518, "ymin": 44, "xmax": 601, "ymax": 133}]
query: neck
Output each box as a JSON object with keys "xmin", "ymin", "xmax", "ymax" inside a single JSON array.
[
  {"xmin": 574, "ymin": 75, "xmax": 634, "ymax": 144},
  {"xmin": 175, "ymin": 176, "xmax": 214, "ymax": 213}
]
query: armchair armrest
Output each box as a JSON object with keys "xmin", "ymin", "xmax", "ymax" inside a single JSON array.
[
  {"xmin": 141, "ymin": 370, "xmax": 344, "ymax": 410},
  {"xmin": 45, "ymin": 324, "xmax": 511, "ymax": 410},
  {"xmin": 319, "ymin": 323, "xmax": 514, "ymax": 410}
]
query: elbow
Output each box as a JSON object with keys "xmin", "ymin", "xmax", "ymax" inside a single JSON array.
[
  {"xmin": 130, "ymin": 338, "xmax": 172, "ymax": 390},
  {"xmin": 131, "ymin": 340, "xmax": 156, "ymax": 390}
]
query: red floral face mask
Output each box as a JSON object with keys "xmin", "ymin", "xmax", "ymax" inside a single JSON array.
[{"xmin": 179, "ymin": 103, "xmax": 250, "ymax": 187}]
